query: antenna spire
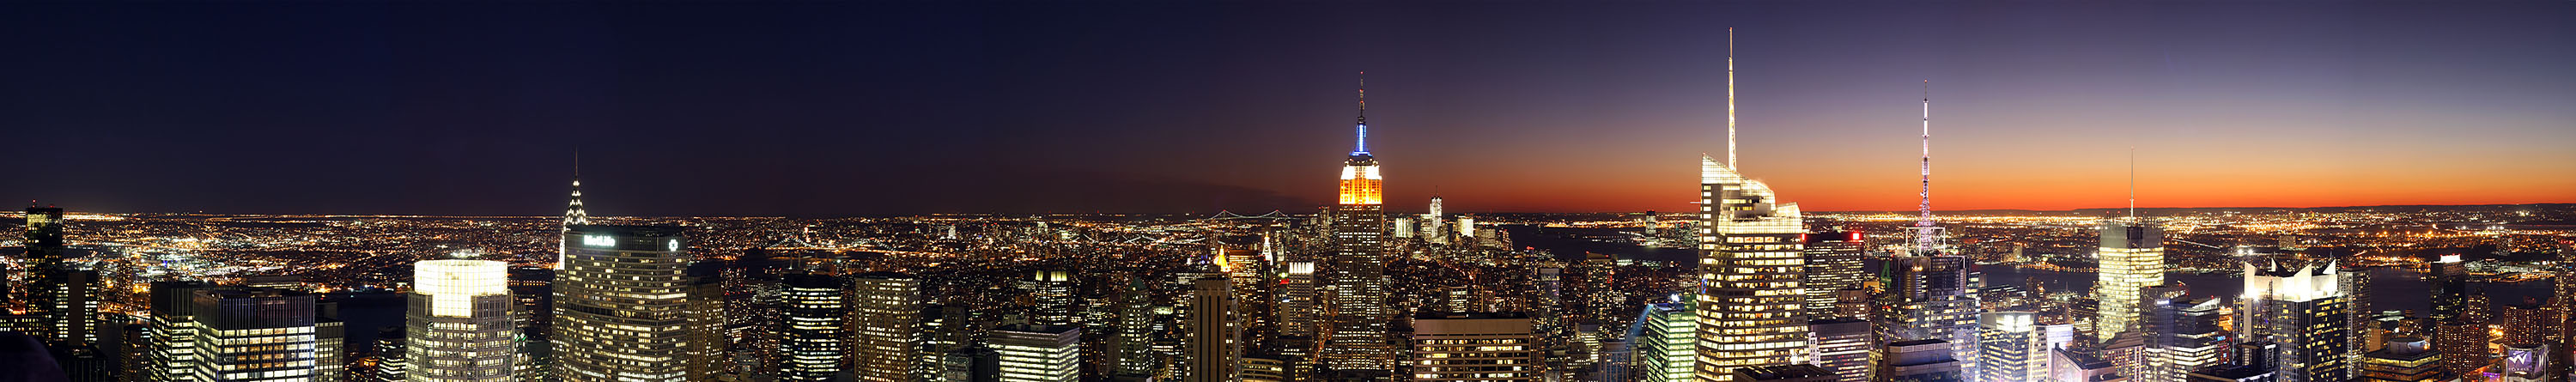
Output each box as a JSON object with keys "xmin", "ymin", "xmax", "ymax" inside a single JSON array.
[
  {"xmin": 1913, "ymin": 80, "xmax": 1940, "ymax": 257},
  {"xmin": 1355, "ymin": 72, "xmax": 1370, "ymax": 155},
  {"xmin": 2129, "ymin": 147, "xmax": 2137, "ymax": 220},
  {"xmin": 1918, "ymin": 80, "xmax": 1932, "ymax": 227},
  {"xmin": 1726, "ymin": 27, "xmax": 1737, "ymax": 168}
]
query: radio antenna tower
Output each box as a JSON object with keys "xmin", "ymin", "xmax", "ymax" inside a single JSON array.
[{"xmin": 1913, "ymin": 81, "xmax": 1940, "ymax": 255}]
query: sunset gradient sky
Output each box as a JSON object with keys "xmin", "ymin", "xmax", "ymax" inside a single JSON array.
[{"xmin": 3, "ymin": 1, "xmax": 2571, "ymax": 215}]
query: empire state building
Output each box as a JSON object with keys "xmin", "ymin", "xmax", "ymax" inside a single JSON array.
[{"xmin": 1320, "ymin": 75, "xmax": 1394, "ymax": 373}]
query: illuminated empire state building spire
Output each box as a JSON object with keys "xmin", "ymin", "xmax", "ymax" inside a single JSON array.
[
  {"xmin": 1321, "ymin": 73, "xmax": 1394, "ymax": 372},
  {"xmin": 1692, "ymin": 28, "xmax": 1813, "ymax": 381}
]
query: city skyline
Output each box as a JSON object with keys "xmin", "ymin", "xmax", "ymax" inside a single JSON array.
[{"xmin": 5, "ymin": 2, "xmax": 2573, "ymax": 215}]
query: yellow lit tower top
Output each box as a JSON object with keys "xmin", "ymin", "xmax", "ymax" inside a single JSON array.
[{"xmin": 1339, "ymin": 73, "xmax": 1382, "ymax": 205}]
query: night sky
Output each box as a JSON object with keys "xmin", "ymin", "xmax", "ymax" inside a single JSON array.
[{"xmin": 6, "ymin": 2, "xmax": 2573, "ymax": 216}]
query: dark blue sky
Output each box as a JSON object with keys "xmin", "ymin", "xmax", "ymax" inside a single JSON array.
[{"xmin": 6, "ymin": 1, "xmax": 2572, "ymax": 216}]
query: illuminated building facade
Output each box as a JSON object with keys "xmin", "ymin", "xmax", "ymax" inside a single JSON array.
[
  {"xmin": 2048, "ymin": 348, "xmax": 2123, "ymax": 382},
  {"xmin": 406, "ymin": 260, "xmax": 515, "ymax": 382},
  {"xmin": 778, "ymin": 274, "xmax": 848, "ymax": 382},
  {"xmin": 849, "ymin": 272, "xmax": 921, "ymax": 382},
  {"xmin": 1977, "ymin": 312, "xmax": 2044, "ymax": 382},
  {"xmin": 2093, "ymin": 220, "xmax": 2164, "ymax": 341},
  {"xmin": 2357, "ymin": 337, "xmax": 2445, "ymax": 382},
  {"xmin": 1692, "ymin": 84, "xmax": 1813, "ymax": 382},
  {"xmin": 1322, "ymin": 76, "xmax": 1395, "ymax": 372},
  {"xmin": 1631, "ymin": 302, "xmax": 1697, "ymax": 382},
  {"xmin": 1025, "ymin": 270, "xmax": 1078, "ymax": 328},
  {"xmin": 1874, "ymin": 255, "xmax": 1979, "ymax": 382},
  {"xmin": 188, "ymin": 288, "xmax": 331, "ymax": 382},
  {"xmin": 1804, "ymin": 232, "xmax": 1867, "ymax": 319},
  {"xmin": 379, "ymin": 327, "xmax": 410, "ymax": 382},
  {"xmin": 1186, "ymin": 276, "xmax": 1238, "ymax": 381},
  {"xmin": 993, "ymin": 324, "xmax": 1083, "ymax": 382},
  {"xmin": 1884, "ymin": 339, "xmax": 1964, "ymax": 382},
  {"xmin": 1808, "ymin": 318, "xmax": 1872, "ymax": 382},
  {"xmin": 2239, "ymin": 262, "xmax": 2352, "ymax": 382},
  {"xmin": 1409, "ymin": 312, "xmax": 1538, "ymax": 381},
  {"xmin": 25, "ymin": 206, "xmax": 101, "ymax": 347},
  {"xmin": 146, "ymin": 282, "xmax": 217, "ymax": 382},
  {"xmin": 1279, "ymin": 261, "xmax": 1317, "ymax": 338},
  {"xmin": 553, "ymin": 225, "xmax": 698, "ymax": 382},
  {"xmin": 2147, "ymin": 295, "xmax": 2228, "ymax": 382}
]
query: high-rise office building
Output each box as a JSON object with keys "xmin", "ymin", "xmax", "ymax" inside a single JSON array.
[
  {"xmin": 145, "ymin": 282, "xmax": 216, "ymax": 382},
  {"xmin": 2499, "ymin": 300, "xmax": 2556, "ymax": 348},
  {"xmin": 508, "ymin": 267, "xmax": 556, "ymax": 382},
  {"xmin": 1410, "ymin": 312, "xmax": 1539, "ymax": 381},
  {"xmin": 2147, "ymin": 295, "xmax": 2229, "ymax": 382},
  {"xmin": 25, "ymin": 206, "xmax": 101, "ymax": 346},
  {"xmin": 1809, "ymin": 318, "xmax": 1872, "ymax": 382},
  {"xmin": 1804, "ymin": 232, "xmax": 1867, "ymax": 319},
  {"xmin": 1631, "ymin": 302, "xmax": 1697, "ymax": 382},
  {"xmin": 1883, "ymin": 339, "xmax": 1964, "ymax": 382},
  {"xmin": 187, "ymin": 288, "xmax": 332, "ymax": 382},
  {"xmin": 1692, "ymin": 32, "xmax": 1811, "ymax": 379},
  {"xmin": 1977, "ymin": 312, "xmax": 2045, "ymax": 382},
  {"xmin": 2188, "ymin": 343, "xmax": 2279, "ymax": 382},
  {"xmin": 1424, "ymin": 196, "xmax": 1445, "ymax": 242},
  {"xmin": 992, "ymin": 324, "xmax": 1082, "ymax": 382},
  {"xmin": 2049, "ymin": 347, "xmax": 2124, "ymax": 382},
  {"xmin": 553, "ymin": 225, "xmax": 698, "ymax": 382},
  {"xmin": 776, "ymin": 274, "xmax": 848, "ymax": 381},
  {"xmin": 1279, "ymin": 261, "xmax": 1318, "ymax": 339},
  {"xmin": 1186, "ymin": 276, "xmax": 1239, "ymax": 381},
  {"xmin": 1025, "ymin": 270, "xmax": 1078, "ymax": 327},
  {"xmin": 2093, "ymin": 220, "xmax": 2164, "ymax": 341},
  {"xmin": 1323, "ymin": 75, "xmax": 1394, "ymax": 373},
  {"xmin": 318, "ymin": 317, "xmax": 346, "ymax": 382},
  {"xmin": 1874, "ymin": 255, "xmax": 1980, "ymax": 382},
  {"xmin": 408, "ymin": 260, "xmax": 515, "ymax": 382},
  {"xmin": 1108, "ymin": 280, "xmax": 1163, "ymax": 379},
  {"xmin": 378, "ymin": 327, "xmax": 410, "ymax": 382},
  {"xmin": 2239, "ymin": 262, "xmax": 2353, "ymax": 382},
  {"xmin": 2357, "ymin": 337, "xmax": 2446, "ymax": 382},
  {"xmin": 1693, "ymin": 148, "xmax": 1813, "ymax": 382},
  {"xmin": 849, "ymin": 272, "xmax": 922, "ymax": 382}
]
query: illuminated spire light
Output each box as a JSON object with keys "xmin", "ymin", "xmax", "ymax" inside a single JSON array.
[{"xmin": 1356, "ymin": 72, "xmax": 1370, "ymax": 155}]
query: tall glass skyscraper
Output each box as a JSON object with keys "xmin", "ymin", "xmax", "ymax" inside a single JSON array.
[
  {"xmin": 553, "ymin": 225, "xmax": 697, "ymax": 382},
  {"xmin": 25, "ymin": 206, "xmax": 100, "ymax": 347},
  {"xmin": 848, "ymin": 272, "xmax": 921, "ymax": 382},
  {"xmin": 2093, "ymin": 220, "xmax": 2165, "ymax": 340},
  {"xmin": 1803, "ymin": 231, "xmax": 1868, "ymax": 319},
  {"xmin": 2241, "ymin": 262, "xmax": 2354, "ymax": 382},
  {"xmin": 1874, "ymin": 255, "xmax": 1980, "ymax": 382},
  {"xmin": 409, "ymin": 259, "xmax": 516, "ymax": 382},
  {"xmin": 1321, "ymin": 76, "xmax": 1394, "ymax": 373},
  {"xmin": 993, "ymin": 324, "xmax": 1083, "ymax": 382},
  {"xmin": 1632, "ymin": 302, "xmax": 1697, "ymax": 382},
  {"xmin": 1693, "ymin": 153, "xmax": 1811, "ymax": 381},
  {"xmin": 1976, "ymin": 312, "xmax": 2044, "ymax": 382},
  {"xmin": 774, "ymin": 274, "xmax": 848, "ymax": 381},
  {"xmin": 186, "ymin": 288, "xmax": 331, "ymax": 382}
]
